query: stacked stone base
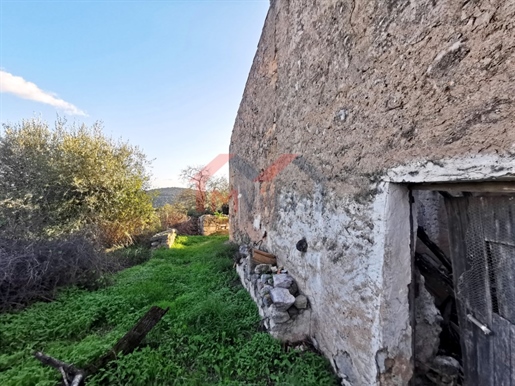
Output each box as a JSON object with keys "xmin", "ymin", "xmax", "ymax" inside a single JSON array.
[{"xmin": 236, "ymin": 246, "xmax": 311, "ymax": 342}]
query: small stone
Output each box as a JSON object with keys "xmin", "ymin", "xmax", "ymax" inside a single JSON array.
[
  {"xmin": 270, "ymin": 287, "xmax": 295, "ymax": 311},
  {"xmin": 288, "ymin": 281, "xmax": 299, "ymax": 296},
  {"xmin": 270, "ymin": 306, "xmax": 290, "ymax": 323},
  {"xmin": 260, "ymin": 274, "xmax": 272, "ymax": 283},
  {"xmin": 294, "ymin": 295, "xmax": 308, "ymax": 309},
  {"xmin": 259, "ymin": 284, "xmax": 273, "ymax": 297},
  {"xmin": 263, "ymin": 294, "xmax": 273, "ymax": 307},
  {"xmin": 250, "ymin": 274, "xmax": 259, "ymax": 285},
  {"xmin": 288, "ymin": 306, "xmax": 299, "ymax": 318},
  {"xmin": 296, "ymin": 237, "xmax": 308, "ymax": 252},
  {"xmin": 271, "ymin": 266, "xmax": 278, "ymax": 273},
  {"xmin": 273, "ymin": 274, "xmax": 294, "ymax": 288},
  {"xmin": 255, "ymin": 264, "xmax": 272, "ymax": 274},
  {"xmin": 335, "ymin": 109, "xmax": 347, "ymax": 122},
  {"xmin": 430, "ymin": 356, "xmax": 460, "ymax": 377},
  {"xmin": 257, "ymin": 281, "xmax": 264, "ymax": 291},
  {"xmin": 150, "ymin": 229, "xmax": 176, "ymax": 249}
]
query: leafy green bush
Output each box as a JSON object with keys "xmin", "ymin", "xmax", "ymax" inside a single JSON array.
[
  {"xmin": 0, "ymin": 117, "xmax": 156, "ymax": 246},
  {"xmin": 0, "ymin": 236, "xmax": 338, "ymax": 385}
]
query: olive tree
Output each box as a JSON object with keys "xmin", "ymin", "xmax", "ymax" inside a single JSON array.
[{"xmin": 0, "ymin": 117, "xmax": 156, "ymax": 245}]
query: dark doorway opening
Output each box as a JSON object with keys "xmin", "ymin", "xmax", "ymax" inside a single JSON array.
[
  {"xmin": 411, "ymin": 183, "xmax": 515, "ymax": 386},
  {"xmin": 412, "ymin": 190, "xmax": 462, "ymax": 385}
]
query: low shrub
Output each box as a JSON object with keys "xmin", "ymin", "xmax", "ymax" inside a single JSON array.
[
  {"xmin": 107, "ymin": 245, "xmax": 152, "ymax": 269},
  {"xmin": 173, "ymin": 217, "xmax": 198, "ymax": 235},
  {"xmin": 0, "ymin": 232, "xmax": 108, "ymax": 312},
  {"xmin": 0, "ymin": 118, "xmax": 157, "ymax": 248},
  {"xmin": 157, "ymin": 204, "xmax": 198, "ymax": 235},
  {"xmin": 158, "ymin": 204, "xmax": 188, "ymax": 229}
]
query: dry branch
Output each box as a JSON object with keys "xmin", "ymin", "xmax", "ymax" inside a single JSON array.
[
  {"xmin": 34, "ymin": 352, "xmax": 85, "ymax": 386},
  {"xmin": 34, "ymin": 305, "xmax": 169, "ymax": 385},
  {"xmin": 85, "ymin": 305, "xmax": 169, "ymax": 374}
]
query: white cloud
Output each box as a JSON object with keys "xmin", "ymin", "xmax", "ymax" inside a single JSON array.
[{"xmin": 0, "ymin": 70, "xmax": 86, "ymax": 116}]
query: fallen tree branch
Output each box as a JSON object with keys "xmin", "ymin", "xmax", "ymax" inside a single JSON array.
[
  {"xmin": 34, "ymin": 305, "xmax": 169, "ymax": 385},
  {"xmin": 85, "ymin": 305, "xmax": 169, "ymax": 374},
  {"xmin": 34, "ymin": 352, "xmax": 85, "ymax": 386}
]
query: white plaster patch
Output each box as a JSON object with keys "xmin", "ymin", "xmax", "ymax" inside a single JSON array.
[
  {"xmin": 253, "ymin": 214, "xmax": 261, "ymax": 231},
  {"xmin": 266, "ymin": 184, "xmax": 388, "ymax": 384},
  {"xmin": 386, "ymin": 154, "xmax": 515, "ymax": 183}
]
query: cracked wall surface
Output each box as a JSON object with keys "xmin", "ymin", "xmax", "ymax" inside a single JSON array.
[{"xmin": 229, "ymin": 0, "xmax": 515, "ymax": 384}]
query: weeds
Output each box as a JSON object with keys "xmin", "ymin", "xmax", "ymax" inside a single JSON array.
[{"xmin": 0, "ymin": 236, "xmax": 337, "ymax": 385}]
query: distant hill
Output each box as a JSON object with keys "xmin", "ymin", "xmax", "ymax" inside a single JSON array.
[{"xmin": 147, "ymin": 187, "xmax": 192, "ymax": 208}]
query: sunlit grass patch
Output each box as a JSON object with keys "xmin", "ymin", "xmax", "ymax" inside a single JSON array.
[{"xmin": 0, "ymin": 236, "xmax": 337, "ymax": 385}]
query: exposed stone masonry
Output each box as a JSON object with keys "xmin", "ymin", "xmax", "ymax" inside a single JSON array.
[
  {"xmin": 230, "ymin": 0, "xmax": 515, "ymax": 383},
  {"xmin": 235, "ymin": 246, "xmax": 311, "ymax": 342}
]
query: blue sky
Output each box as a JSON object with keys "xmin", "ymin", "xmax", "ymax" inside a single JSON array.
[{"xmin": 0, "ymin": 0, "xmax": 269, "ymax": 188}]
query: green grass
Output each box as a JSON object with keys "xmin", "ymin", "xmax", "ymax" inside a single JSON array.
[{"xmin": 0, "ymin": 236, "xmax": 337, "ymax": 385}]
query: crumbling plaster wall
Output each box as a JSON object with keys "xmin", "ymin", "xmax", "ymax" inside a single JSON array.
[{"xmin": 229, "ymin": 0, "xmax": 515, "ymax": 384}]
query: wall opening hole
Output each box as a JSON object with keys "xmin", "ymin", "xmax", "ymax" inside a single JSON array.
[{"xmin": 412, "ymin": 190, "xmax": 463, "ymax": 386}]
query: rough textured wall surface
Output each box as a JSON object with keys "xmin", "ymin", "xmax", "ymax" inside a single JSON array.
[
  {"xmin": 198, "ymin": 215, "xmax": 229, "ymax": 236},
  {"xmin": 230, "ymin": 0, "xmax": 515, "ymax": 384}
]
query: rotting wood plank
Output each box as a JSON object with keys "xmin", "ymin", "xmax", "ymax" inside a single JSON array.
[
  {"xmin": 511, "ymin": 323, "xmax": 515, "ymax": 386},
  {"xmin": 474, "ymin": 325, "xmax": 493, "ymax": 386},
  {"xmin": 445, "ymin": 198, "xmax": 478, "ymax": 384},
  {"xmin": 34, "ymin": 352, "xmax": 85, "ymax": 386},
  {"xmin": 488, "ymin": 242, "xmax": 515, "ymax": 323},
  {"xmin": 417, "ymin": 226, "xmax": 453, "ymax": 273},
  {"xmin": 445, "ymin": 194, "xmax": 515, "ymax": 386},
  {"xmin": 484, "ymin": 196, "xmax": 515, "ymax": 323},
  {"xmin": 492, "ymin": 314, "xmax": 512, "ymax": 386}
]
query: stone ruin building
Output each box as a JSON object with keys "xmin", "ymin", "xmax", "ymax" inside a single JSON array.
[{"xmin": 229, "ymin": 0, "xmax": 515, "ymax": 385}]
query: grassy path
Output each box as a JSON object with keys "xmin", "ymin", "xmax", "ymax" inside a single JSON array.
[{"xmin": 0, "ymin": 236, "xmax": 337, "ymax": 385}]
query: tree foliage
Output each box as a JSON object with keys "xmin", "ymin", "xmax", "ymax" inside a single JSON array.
[
  {"xmin": 179, "ymin": 165, "xmax": 210, "ymax": 214},
  {"xmin": 206, "ymin": 175, "xmax": 230, "ymax": 214},
  {"xmin": 179, "ymin": 165, "xmax": 229, "ymax": 215},
  {"xmin": 0, "ymin": 117, "xmax": 156, "ymax": 245}
]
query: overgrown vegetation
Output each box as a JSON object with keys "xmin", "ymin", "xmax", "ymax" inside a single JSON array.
[
  {"xmin": 0, "ymin": 232, "xmax": 107, "ymax": 312},
  {"xmin": 179, "ymin": 165, "xmax": 230, "ymax": 215},
  {"xmin": 0, "ymin": 237, "xmax": 337, "ymax": 385},
  {"xmin": 0, "ymin": 117, "xmax": 156, "ymax": 245},
  {"xmin": 0, "ymin": 117, "xmax": 159, "ymax": 310},
  {"xmin": 155, "ymin": 190, "xmax": 198, "ymax": 235}
]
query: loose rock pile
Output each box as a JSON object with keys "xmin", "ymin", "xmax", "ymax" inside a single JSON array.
[
  {"xmin": 425, "ymin": 356, "xmax": 460, "ymax": 386},
  {"xmin": 235, "ymin": 245, "xmax": 311, "ymax": 341},
  {"xmin": 253, "ymin": 264, "xmax": 309, "ymax": 325}
]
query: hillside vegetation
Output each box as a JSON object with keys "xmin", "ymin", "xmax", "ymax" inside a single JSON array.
[
  {"xmin": 0, "ymin": 118, "xmax": 158, "ymax": 311},
  {"xmin": 0, "ymin": 236, "xmax": 337, "ymax": 386}
]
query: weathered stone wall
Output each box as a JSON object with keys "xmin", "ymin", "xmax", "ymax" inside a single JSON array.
[
  {"xmin": 198, "ymin": 215, "xmax": 229, "ymax": 236},
  {"xmin": 230, "ymin": 0, "xmax": 515, "ymax": 384}
]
